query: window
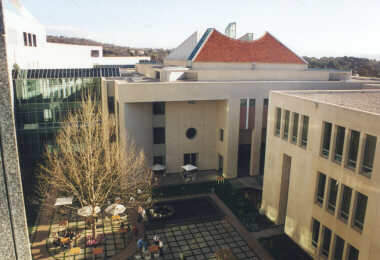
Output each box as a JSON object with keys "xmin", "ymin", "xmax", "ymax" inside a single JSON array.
[
  {"xmin": 153, "ymin": 127, "xmax": 165, "ymax": 144},
  {"xmin": 311, "ymin": 218, "xmax": 320, "ymax": 247},
  {"xmin": 264, "ymin": 98, "xmax": 268, "ymax": 106},
  {"xmin": 327, "ymin": 178, "xmax": 338, "ymax": 213},
  {"xmin": 321, "ymin": 122, "xmax": 332, "ymax": 157},
  {"xmin": 347, "ymin": 245, "xmax": 359, "ymax": 260},
  {"xmin": 316, "ymin": 172, "xmax": 326, "ymax": 205},
  {"xmin": 184, "ymin": 153, "xmax": 197, "ymax": 166},
  {"xmin": 339, "ymin": 185, "xmax": 352, "ymax": 221},
  {"xmin": 291, "ymin": 113, "xmax": 299, "ymax": 143},
  {"xmin": 283, "ymin": 110, "xmax": 290, "ymax": 139},
  {"xmin": 361, "ymin": 134, "xmax": 376, "ymax": 177},
  {"xmin": 91, "ymin": 50, "xmax": 99, "ymax": 57},
  {"xmin": 275, "ymin": 107, "xmax": 281, "ymax": 136},
  {"xmin": 347, "ymin": 130, "xmax": 360, "ymax": 169},
  {"xmin": 32, "ymin": 34, "xmax": 37, "ymax": 47},
  {"xmin": 301, "ymin": 115, "xmax": 309, "ymax": 147},
  {"xmin": 153, "ymin": 156, "xmax": 165, "ymax": 165},
  {"xmin": 23, "ymin": 32, "xmax": 28, "ymax": 46},
  {"xmin": 353, "ymin": 192, "xmax": 367, "ymax": 231},
  {"xmin": 153, "ymin": 102, "xmax": 165, "ymax": 115},
  {"xmin": 321, "ymin": 226, "xmax": 332, "ymax": 257},
  {"xmin": 219, "ymin": 129, "xmax": 224, "ymax": 141},
  {"xmin": 186, "ymin": 128, "xmax": 197, "ymax": 139},
  {"xmin": 333, "ymin": 235, "xmax": 345, "ymax": 260},
  {"xmin": 334, "ymin": 126, "xmax": 345, "ymax": 163},
  {"xmin": 107, "ymin": 97, "xmax": 115, "ymax": 114},
  {"xmin": 28, "ymin": 33, "xmax": 32, "ymax": 46}
]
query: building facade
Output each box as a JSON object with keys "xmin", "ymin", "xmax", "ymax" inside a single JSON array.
[
  {"xmin": 261, "ymin": 90, "xmax": 380, "ymax": 260},
  {"xmin": 105, "ymin": 28, "xmax": 372, "ymax": 179}
]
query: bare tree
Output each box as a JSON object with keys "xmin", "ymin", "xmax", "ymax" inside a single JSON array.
[{"xmin": 37, "ymin": 96, "xmax": 153, "ymax": 238}]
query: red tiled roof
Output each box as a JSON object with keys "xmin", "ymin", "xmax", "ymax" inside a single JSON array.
[{"xmin": 194, "ymin": 30, "xmax": 306, "ymax": 64}]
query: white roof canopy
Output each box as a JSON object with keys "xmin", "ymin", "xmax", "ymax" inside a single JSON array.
[
  {"xmin": 54, "ymin": 197, "xmax": 73, "ymax": 206},
  {"xmin": 151, "ymin": 164, "xmax": 166, "ymax": 171},
  {"xmin": 181, "ymin": 164, "xmax": 198, "ymax": 171}
]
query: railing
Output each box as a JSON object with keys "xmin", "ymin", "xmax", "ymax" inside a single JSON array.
[
  {"xmin": 334, "ymin": 153, "xmax": 342, "ymax": 162},
  {"xmin": 361, "ymin": 164, "xmax": 373, "ymax": 176},
  {"xmin": 316, "ymin": 195, "xmax": 324, "ymax": 204},
  {"xmin": 301, "ymin": 138, "xmax": 307, "ymax": 147},
  {"xmin": 321, "ymin": 148, "xmax": 329, "ymax": 157},
  {"xmin": 354, "ymin": 219, "xmax": 364, "ymax": 230},
  {"xmin": 311, "ymin": 239, "xmax": 318, "ymax": 248},
  {"xmin": 327, "ymin": 202, "xmax": 336, "ymax": 212},
  {"xmin": 340, "ymin": 210, "xmax": 349, "ymax": 220},
  {"xmin": 347, "ymin": 159, "xmax": 356, "ymax": 169}
]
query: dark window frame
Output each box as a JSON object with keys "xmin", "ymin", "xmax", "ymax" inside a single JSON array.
[
  {"xmin": 346, "ymin": 130, "xmax": 360, "ymax": 169},
  {"xmin": 327, "ymin": 178, "xmax": 338, "ymax": 213},
  {"xmin": 152, "ymin": 102, "xmax": 165, "ymax": 115},
  {"xmin": 353, "ymin": 192, "xmax": 367, "ymax": 231},
  {"xmin": 316, "ymin": 172, "xmax": 326, "ymax": 205},
  {"xmin": 301, "ymin": 115, "xmax": 309, "ymax": 148},
  {"xmin": 361, "ymin": 134, "xmax": 376, "ymax": 178},
  {"xmin": 275, "ymin": 107, "xmax": 281, "ymax": 136},
  {"xmin": 321, "ymin": 122, "xmax": 332, "ymax": 158},
  {"xmin": 291, "ymin": 112, "xmax": 299, "ymax": 143},
  {"xmin": 339, "ymin": 185, "xmax": 352, "ymax": 222},
  {"xmin": 283, "ymin": 110, "xmax": 290, "ymax": 140},
  {"xmin": 334, "ymin": 126, "xmax": 345, "ymax": 163},
  {"xmin": 219, "ymin": 128, "xmax": 224, "ymax": 141},
  {"xmin": 153, "ymin": 127, "xmax": 165, "ymax": 144}
]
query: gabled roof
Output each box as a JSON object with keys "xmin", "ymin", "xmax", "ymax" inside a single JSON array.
[{"xmin": 191, "ymin": 29, "xmax": 307, "ymax": 64}]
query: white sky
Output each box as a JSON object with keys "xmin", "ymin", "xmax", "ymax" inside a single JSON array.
[{"xmin": 5, "ymin": 0, "xmax": 380, "ymax": 58}]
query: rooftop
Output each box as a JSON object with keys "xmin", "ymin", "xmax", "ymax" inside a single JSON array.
[
  {"xmin": 193, "ymin": 30, "xmax": 306, "ymax": 64},
  {"xmin": 281, "ymin": 89, "xmax": 380, "ymax": 115}
]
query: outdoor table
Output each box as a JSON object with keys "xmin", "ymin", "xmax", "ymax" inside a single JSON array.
[
  {"xmin": 112, "ymin": 215, "xmax": 121, "ymax": 221},
  {"xmin": 93, "ymin": 247, "xmax": 103, "ymax": 255},
  {"xmin": 69, "ymin": 247, "xmax": 80, "ymax": 255},
  {"xmin": 148, "ymin": 245, "xmax": 159, "ymax": 253},
  {"xmin": 60, "ymin": 237, "xmax": 70, "ymax": 244}
]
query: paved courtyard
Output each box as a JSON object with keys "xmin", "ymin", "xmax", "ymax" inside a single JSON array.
[{"xmin": 135, "ymin": 219, "xmax": 260, "ymax": 260}]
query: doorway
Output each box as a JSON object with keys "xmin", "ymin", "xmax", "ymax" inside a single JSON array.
[
  {"xmin": 218, "ymin": 154, "xmax": 223, "ymax": 174},
  {"xmin": 238, "ymin": 144, "xmax": 251, "ymax": 177},
  {"xmin": 278, "ymin": 154, "xmax": 291, "ymax": 224}
]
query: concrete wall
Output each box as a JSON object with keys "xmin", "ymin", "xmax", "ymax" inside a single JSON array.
[
  {"xmin": 114, "ymin": 80, "xmax": 372, "ymax": 178},
  {"xmin": 0, "ymin": 2, "xmax": 32, "ymax": 258},
  {"xmin": 165, "ymin": 101, "xmax": 220, "ymax": 173},
  {"xmin": 261, "ymin": 91, "xmax": 380, "ymax": 260},
  {"xmin": 196, "ymin": 69, "xmax": 330, "ymax": 81}
]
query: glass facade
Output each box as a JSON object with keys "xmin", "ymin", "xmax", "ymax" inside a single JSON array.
[{"xmin": 13, "ymin": 71, "xmax": 102, "ymax": 198}]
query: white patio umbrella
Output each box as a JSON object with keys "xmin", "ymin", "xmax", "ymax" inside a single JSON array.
[
  {"xmin": 54, "ymin": 197, "xmax": 73, "ymax": 206},
  {"xmin": 77, "ymin": 206, "xmax": 101, "ymax": 217},
  {"xmin": 151, "ymin": 164, "xmax": 166, "ymax": 171},
  {"xmin": 105, "ymin": 203, "xmax": 126, "ymax": 216},
  {"xmin": 181, "ymin": 164, "xmax": 198, "ymax": 172}
]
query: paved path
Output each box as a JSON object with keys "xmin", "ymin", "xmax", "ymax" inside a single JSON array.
[
  {"xmin": 30, "ymin": 199, "xmax": 55, "ymax": 260},
  {"xmin": 209, "ymin": 193, "xmax": 274, "ymax": 260}
]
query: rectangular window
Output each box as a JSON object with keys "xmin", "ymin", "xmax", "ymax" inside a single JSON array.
[
  {"xmin": 301, "ymin": 115, "xmax": 309, "ymax": 148},
  {"xmin": 153, "ymin": 127, "xmax": 165, "ymax": 144},
  {"xmin": 219, "ymin": 128, "xmax": 224, "ymax": 141},
  {"xmin": 327, "ymin": 178, "xmax": 338, "ymax": 213},
  {"xmin": 184, "ymin": 153, "xmax": 197, "ymax": 166},
  {"xmin": 23, "ymin": 32, "xmax": 28, "ymax": 46},
  {"xmin": 91, "ymin": 50, "xmax": 99, "ymax": 57},
  {"xmin": 361, "ymin": 134, "xmax": 376, "ymax": 177},
  {"xmin": 107, "ymin": 97, "xmax": 115, "ymax": 114},
  {"xmin": 347, "ymin": 245, "xmax": 359, "ymax": 260},
  {"xmin": 334, "ymin": 235, "xmax": 345, "ymax": 260},
  {"xmin": 316, "ymin": 172, "xmax": 326, "ymax": 205},
  {"xmin": 321, "ymin": 226, "xmax": 332, "ymax": 257},
  {"xmin": 264, "ymin": 98, "xmax": 268, "ymax": 106},
  {"xmin": 339, "ymin": 185, "xmax": 352, "ymax": 221},
  {"xmin": 311, "ymin": 218, "xmax": 320, "ymax": 247},
  {"xmin": 291, "ymin": 113, "xmax": 299, "ymax": 143},
  {"xmin": 28, "ymin": 33, "xmax": 32, "ymax": 46},
  {"xmin": 321, "ymin": 122, "xmax": 332, "ymax": 157},
  {"xmin": 275, "ymin": 107, "xmax": 281, "ymax": 136},
  {"xmin": 153, "ymin": 102, "xmax": 165, "ymax": 115},
  {"xmin": 347, "ymin": 130, "xmax": 360, "ymax": 169},
  {"xmin": 153, "ymin": 156, "xmax": 165, "ymax": 165},
  {"xmin": 334, "ymin": 126, "xmax": 345, "ymax": 163},
  {"xmin": 283, "ymin": 110, "xmax": 290, "ymax": 139},
  {"xmin": 32, "ymin": 34, "xmax": 37, "ymax": 47},
  {"xmin": 353, "ymin": 192, "xmax": 367, "ymax": 231}
]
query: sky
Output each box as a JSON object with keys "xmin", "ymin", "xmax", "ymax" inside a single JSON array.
[{"xmin": 5, "ymin": 0, "xmax": 380, "ymax": 58}]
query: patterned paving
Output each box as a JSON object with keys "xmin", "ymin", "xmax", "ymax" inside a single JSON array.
[
  {"xmin": 137, "ymin": 219, "xmax": 260, "ymax": 260},
  {"xmin": 46, "ymin": 209, "xmax": 132, "ymax": 260}
]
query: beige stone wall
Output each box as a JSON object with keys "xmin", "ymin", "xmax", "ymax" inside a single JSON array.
[
  {"xmin": 261, "ymin": 91, "xmax": 380, "ymax": 260},
  {"xmin": 114, "ymin": 80, "xmax": 369, "ymax": 178},
  {"xmin": 165, "ymin": 101, "xmax": 222, "ymax": 173}
]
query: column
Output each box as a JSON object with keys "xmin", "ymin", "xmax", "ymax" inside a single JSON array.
[
  {"xmin": 224, "ymin": 99, "xmax": 240, "ymax": 178},
  {"xmin": 250, "ymin": 98, "xmax": 264, "ymax": 176},
  {"xmin": 0, "ymin": 1, "xmax": 32, "ymax": 259}
]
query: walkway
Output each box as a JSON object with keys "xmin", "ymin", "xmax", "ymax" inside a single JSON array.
[{"xmin": 158, "ymin": 170, "xmax": 220, "ymax": 186}]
